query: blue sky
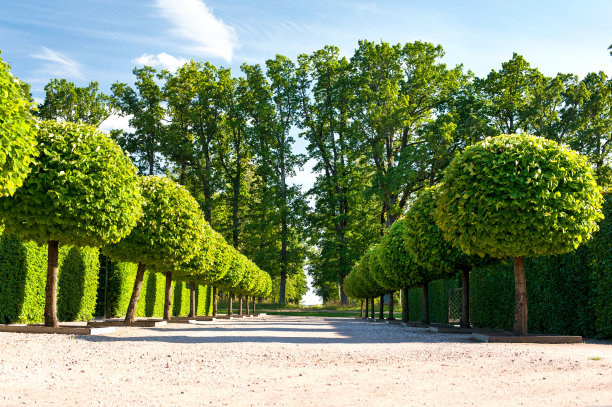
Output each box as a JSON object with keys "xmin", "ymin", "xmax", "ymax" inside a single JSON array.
[{"xmin": 2, "ymin": 0, "xmax": 611, "ymax": 304}]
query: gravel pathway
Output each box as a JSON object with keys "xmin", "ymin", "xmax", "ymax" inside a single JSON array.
[{"xmin": 1, "ymin": 315, "xmax": 611, "ymax": 406}]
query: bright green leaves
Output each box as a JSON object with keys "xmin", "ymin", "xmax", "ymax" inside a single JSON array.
[
  {"xmin": 102, "ymin": 176, "xmax": 202, "ymax": 268},
  {"xmin": 0, "ymin": 120, "xmax": 142, "ymax": 247},
  {"xmin": 436, "ymin": 133, "xmax": 604, "ymax": 258},
  {"xmin": 0, "ymin": 54, "xmax": 37, "ymax": 197}
]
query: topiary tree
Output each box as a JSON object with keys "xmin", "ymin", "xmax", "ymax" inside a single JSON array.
[
  {"xmin": 436, "ymin": 134, "xmax": 604, "ymax": 335},
  {"xmin": 0, "ymin": 53, "xmax": 38, "ymax": 197},
  {"xmin": 359, "ymin": 246, "xmax": 387, "ymax": 320},
  {"xmin": 402, "ymin": 186, "xmax": 484, "ymax": 327},
  {"xmin": 377, "ymin": 218, "xmax": 421, "ymax": 323},
  {"xmin": 368, "ymin": 244, "xmax": 396, "ymax": 320},
  {"xmin": 102, "ymin": 176, "xmax": 205, "ymax": 323},
  {"xmin": 0, "ymin": 120, "xmax": 142, "ymax": 327},
  {"xmin": 215, "ymin": 249, "xmax": 246, "ymax": 316}
]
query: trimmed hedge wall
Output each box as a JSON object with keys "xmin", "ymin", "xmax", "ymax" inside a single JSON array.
[
  {"xmin": 406, "ymin": 279, "xmax": 457, "ymax": 323},
  {"xmin": 0, "ymin": 231, "xmax": 99, "ymax": 323},
  {"xmin": 96, "ymin": 258, "xmax": 213, "ymax": 318}
]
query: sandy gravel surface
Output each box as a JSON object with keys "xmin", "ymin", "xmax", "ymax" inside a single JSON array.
[{"xmin": 1, "ymin": 315, "xmax": 611, "ymax": 406}]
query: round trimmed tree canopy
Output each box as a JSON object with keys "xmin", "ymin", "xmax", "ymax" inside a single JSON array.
[
  {"xmin": 0, "ymin": 55, "xmax": 37, "ymax": 197},
  {"xmin": 435, "ymin": 134, "xmax": 604, "ymax": 258},
  {"xmin": 103, "ymin": 175, "xmax": 204, "ymax": 268},
  {"xmin": 0, "ymin": 120, "xmax": 142, "ymax": 246}
]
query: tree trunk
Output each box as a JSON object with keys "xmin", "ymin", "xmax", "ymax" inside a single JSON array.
[
  {"xmin": 189, "ymin": 281, "xmax": 196, "ymax": 318},
  {"xmin": 44, "ymin": 240, "xmax": 60, "ymax": 327},
  {"xmin": 125, "ymin": 263, "xmax": 146, "ymax": 323},
  {"xmin": 164, "ymin": 272, "xmax": 172, "ymax": 320},
  {"xmin": 402, "ymin": 286, "xmax": 410, "ymax": 323},
  {"xmin": 387, "ymin": 291, "xmax": 395, "ymax": 320},
  {"xmin": 513, "ymin": 256, "xmax": 528, "ymax": 336},
  {"xmin": 279, "ymin": 270, "xmax": 287, "ymax": 306},
  {"xmin": 246, "ymin": 296, "xmax": 250, "ymax": 315},
  {"xmin": 460, "ymin": 268, "xmax": 471, "ymax": 328},
  {"xmin": 422, "ymin": 282, "xmax": 430, "ymax": 325},
  {"xmin": 252, "ymin": 298, "xmax": 256, "ymax": 314},
  {"xmin": 378, "ymin": 295, "xmax": 384, "ymax": 319},
  {"xmin": 228, "ymin": 292, "xmax": 233, "ymax": 316},
  {"xmin": 364, "ymin": 298, "xmax": 369, "ymax": 319},
  {"xmin": 339, "ymin": 275, "xmax": 349, "ymax": 305},
  {"xmin": 212, "ymin": 286, "xmax": 218, "ymax": 317},
  {"xmin": 238, "ymin": 294, "xmax": 243, "ymax": 316},
  {"xmin": 370, "ymin": 297, "xmax": 375, "ymax": 319},
  {"xmin": 360, "ymin": 300, "xmax": 364, "ymax": 318}
]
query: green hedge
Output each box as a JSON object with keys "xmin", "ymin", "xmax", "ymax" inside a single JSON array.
[
  {"xmin": 96, "ymin": 258, "xmax": 213, "ymax": 318},
  {"xmin": 0, "ymin": 232, "xmax": 99, "ymax": 323},
  {"xmin": 406, "ymin": 279, "xmax": 457, "ymax": 323}
]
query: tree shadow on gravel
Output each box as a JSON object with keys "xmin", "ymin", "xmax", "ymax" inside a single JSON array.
[{"xmin": 79, "ymin": 317, "xmax": 477, "ymax": 345}]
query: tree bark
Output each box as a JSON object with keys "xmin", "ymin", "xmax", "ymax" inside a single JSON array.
[
  {"xmin": 238, "ymin": 294, "xmax": 243, "ymax": 316},
  {"xmin": 164, "ymin": 272, "xmax": 172, "ymax": 320},
  {"xmin": 402, "ymin": 286, "xmax": 410, "ymax": 323},
  {"xmin": 212, "ymin": 286, "xmax": 218, "ymax": 317},
  {"xmin": 125, "ymin": 263, "xmax": 146, "ymax": 323},
  {"xmin": 378, "ymin": 295, "xmax": 384, "ymax": 319},
  {"xmin": 252, "ymin": 298, "xmax": 256, "ymax": 314},
  {"xmin": 360, "ymin": 300, "xmax": 364, "ymax": 318},
  {"xmin": 45, "ymin": 240, "xmax": 60, "ymax": 327},
  {"xmin": 364, "ymin": 298, "xmax": 369, "ymax": 319},
  {"xmin": 460, "ymin": 268, "xmax": 471, "ymax": 328},
  {"xmin": 246, "ymin": 296, "xmax": 250, "ymax": 315},
  {"xmin": 422, "ymin": 282, "xmax": 430, "ymax": 325},
  {"xmin": 387, "ymin": 291, "xmax": 395, "ymax": 320},
  {"xmin": 189, "ymin": 281, "xmax": 196, "ymax": 318},
  {"xmin": 513, "ymin": 256, "xmax": 528, "ymax": 336},
  {"xmin": 370, "ymin": 297, "xmax": 375, "ymax": 319},
  {"xmin": 279, "ymin": 270, "xmax": 287, "ymax": 306},
  {"xmin": 228, "ymin": 292, "xmax": 233, "ymax": 316},
  {"xmin": 339, "ymin": 275, "xmax": 349, "ymax": 305}
]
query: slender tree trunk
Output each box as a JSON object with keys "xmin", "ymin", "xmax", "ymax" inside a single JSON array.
[
  {"xmin": 279, "ymin": 271, "xmax": 287, "ymax": 306},
  {"xmin": 246, "ymin": 296, "xmax": 250, "ymax": 315},
  {"xmin": 125, "ymin": 263, "xmax": 146, "ymax": 323},
  {"xmin": 402, "ymin": 286, "xmax": 410, "ymax": 323},
  {"xmin": 252, "ymin": 298, "xmax": 256, "ymax": 314},
  {"xmin": 212, "ymin": 286, "xmax": 218, "ymax": 317},
  {"xmin": 360, "ymin": 300, "xmax": 364, "ymax": 318},
  {"xmin": 422, "ymin": 282, "xmax": 430, "ymax": 325},
  {"xmin": 370, "ymin": 297, "xmax": 375, "ymax": 319},
  {"xmin": 228, "ymin": 292, "xmax": 233, "ymax": 316},
  {"xmin": 164, "ymin": 272, "xmax": 172, "ymax": 320},
  {"xmin": 364, "ymin": 298, "xmax": 369, "ymax": 318},
  {"xmin": 238, "ymin": 295, "xmax": 243, "ymax": 316},
  {"xmin": 378, "ymin": 295, "xmax": 384, "ymax": 319},
  {"xmin": 44, "ymin": 240, "xmax": 60, "ymax": 328},
  {"xmin": 460, "ymin": 268, "xmax": 471, "ymax": 328},
  {"xmin": 388, "ymin": 291, "xmax": 395, "ymax": 320},
  {"xmin": 189, "ymin": 281, "xmax": 196, "ymax": 318},
  {"xmin": 513, "ymin": 256, "xmax": 528, "ymax": 336}
]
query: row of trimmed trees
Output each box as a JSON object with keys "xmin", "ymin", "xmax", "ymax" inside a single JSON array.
[
  {"xmin": 345, "ymin": 133, "xmax": 604, "ymax": 336},
  {"xmin": 0, "ymin": 55, "xmax": 271, "ymax": 327}
]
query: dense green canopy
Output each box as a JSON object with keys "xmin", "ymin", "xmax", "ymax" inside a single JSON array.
[
  {"xmin": 102, "ymin": 176, "xmax": 203, "ymax": 268},
  {"xmin": 0, "ymin": 54, "xmax": 37, "ymax": 197},
  {"xmin": 0, "ymin": 120, "xmax": 142, "ymax": 246},
  {"xmin": 435, "ymin": 134, "xmax": 604, "ymax": 258}
]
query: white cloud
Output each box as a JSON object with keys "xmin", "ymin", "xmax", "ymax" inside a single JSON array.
[
  {"xmin": 131, "ymin": 53, "xmax": 187, "ymax": 72},
  {"xmin": 153, "ymin": 0, "xmax": 237, "ymax": 62},
  {"xmin": 99, "ymin": 114, "xmax": 133, "ymax": 134},
  {"xmin": 31, "ymin": 47, "xmax": 83, "ymax": 79},
  {"xmin": 289, "ymin": 158, "xmax": 318, "ymax": 194}
]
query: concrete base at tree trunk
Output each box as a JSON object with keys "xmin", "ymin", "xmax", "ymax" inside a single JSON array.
[
  {"xmin": 169, "ymin": 316, "xmax": 215, "ymax": 322},
  {"xmin": 0, "ymin": 324, "xmax": 115, "ymax": 335},
  {"xmin": 386, "ymin": 320, "xmax": 403, "ymax": 325},
  {"xmin": 401, "ymin": 322, "xmax": 431, "ymax": 328},
  {"xmin": 429, "ymin": 325, "xmax": 473, "ymax": 334},
  {"xmin": 472, "ymin": 333, "xmax": 582, "ymax": 343},
  {"xmin": 87, "ymin": 319, "xmax": 167, "ymax": 327}
]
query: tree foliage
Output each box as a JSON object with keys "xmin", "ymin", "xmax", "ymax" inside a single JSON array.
[{"xmin": 0, "ymin": 54, "xmax": 37, "ymax": 197}]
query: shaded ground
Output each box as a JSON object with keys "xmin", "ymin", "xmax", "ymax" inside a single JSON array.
[{"xmin": 1, "ymin": 315, "xmax": 611, "ymax": 406}]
